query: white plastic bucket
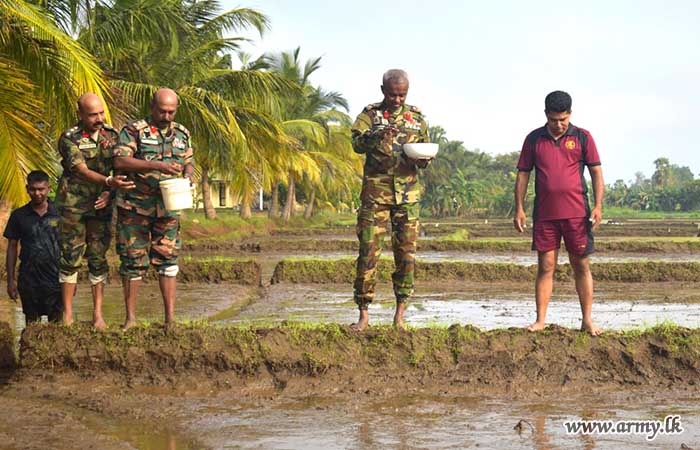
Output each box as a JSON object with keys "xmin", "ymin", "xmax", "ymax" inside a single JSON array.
[{"xmin": 159, "ymin": 178, "xmax": 193, "ymax": 211}]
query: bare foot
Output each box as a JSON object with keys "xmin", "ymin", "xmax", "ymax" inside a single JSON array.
[
  {"xmin": 350, "ymin": 310, "xmax": 369, "ymax": 331},
  {"xmin": 581, "ymin": 320, "xmax": 602, "ymax": 336},
  {"xmin": 393, "ymin": 318, "xmax": 406, "ymax": 330},
  {"xmin": 393, "ymin": 303, "xmax": 407, "ymax": 330},
  {"xmin": 62, "ymin": 315, "xmax": 73, "ymax": 327},
  {"xmin": 121, "ymin": 320, "xmax": 137, "ymax": 331},
  {"xmin": 93, "ymin": 319, "xmax": 107, "ymax": 331},
  {"xmin": 526, "ymin": 321, "xmax": 546, "ymax": 332}
]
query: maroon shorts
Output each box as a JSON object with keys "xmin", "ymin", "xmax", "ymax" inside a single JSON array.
[{"xmin": 532, "ymin": 218, "xmax": 594, "ymax": 256}]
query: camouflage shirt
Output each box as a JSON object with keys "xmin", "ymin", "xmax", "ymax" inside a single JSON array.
[
  {"xmin": 351, "ymin": 102, "xmax": 429, "ymax": 205},
  {"xmin": 113, "ymin": 116, "xmax": 194, "ymax": 218},
  {"xmin": 55, "ymin": 122, "xmax": 118, "ymax": 208}
]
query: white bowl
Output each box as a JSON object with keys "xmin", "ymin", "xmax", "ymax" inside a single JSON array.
[{"xmin": 403, "ymin": 143, "xmax": 438, "ymax": 159}]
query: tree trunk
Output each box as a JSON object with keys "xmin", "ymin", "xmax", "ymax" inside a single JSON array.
[
  {"xmin": 282, "ymin": 172, "xmax": 295, "ymax": 223},
  {"xmin": 240, "ymin": 189, "xmax": 252, "ymax": 219},
  {"xmin": 304, "ymin": 186, "xmax": 316, "ymax": 219},
  {"xmin": 269, "ymin": 183, "xmax": 280, "ymax": 218},
  {"xmin": 201, "ymin": 167, "xmax": 217, "ymax": 219}
]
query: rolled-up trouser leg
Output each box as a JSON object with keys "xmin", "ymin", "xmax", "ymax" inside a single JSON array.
[
  {"xmin": 353, "ymin": 203, "xmax": 390, "ymax": 309},
  {"xmin": 391, "ymin": 203, "xmax": 419, "ymax": 303}
]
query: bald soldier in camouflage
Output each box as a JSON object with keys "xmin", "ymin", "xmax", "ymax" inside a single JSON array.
[
  {"xmin": 351, "ymin": 69, "xmax": 432, "ymax": 331},
  {"xmin": 56, "ymin": 93, "xmax": 134, "ymax": 328},
  {"xmin": 113, "ymin": 88, "xmax": 194, "ymax": 329}
]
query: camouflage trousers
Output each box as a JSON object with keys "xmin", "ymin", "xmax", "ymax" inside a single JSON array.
[
  {"xmin": 58, "ymin": 205, "xmax": 111, "ymax": 280},
  {"xmin": 353, "ymin": 202, "xmax": 420, "ymax": 309},
  {"xmin": 116, "ymin": 207, "xmax": 181, "ymax": 279}
]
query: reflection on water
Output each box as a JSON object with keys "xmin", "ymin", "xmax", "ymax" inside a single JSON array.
[
  {"xmin": 186, "ymin": 392, "xmax": 700, "ymax": 449},
  {"xmin": 2, "ymin": 282, "xmax": 252, "ymax": 335},
  {"xmin": 226, "ymin": 283, "xmax": 700, "ymax": 331}
]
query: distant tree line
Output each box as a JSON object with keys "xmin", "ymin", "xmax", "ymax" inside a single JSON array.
[
  {"xmin": 605, "ymin": 158, "xmax": 700, "ymax": 212},
  {"xmin": 420, "ymin": 128, "xmax": 699, "ymax": 217}
]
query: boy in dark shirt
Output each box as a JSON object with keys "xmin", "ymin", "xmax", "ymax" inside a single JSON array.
[{"xmin": 4, "ymin": 171, "xmax": 62, "ymax": 323}]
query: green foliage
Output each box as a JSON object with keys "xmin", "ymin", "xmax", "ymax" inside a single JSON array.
[
  {"xmin": 421, "ymin": 127, "xmax": 522, "ymax": 218},
  {"xmin": 605, "ymin": 158, "xmax": 700, "ymax": 213}
]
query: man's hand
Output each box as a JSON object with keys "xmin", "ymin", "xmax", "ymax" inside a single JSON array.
[
  {"xmin": 514, "ymin": 209, "xmax": 527, "ymax": 233},
  {"xmin": 7, "ymin": 280, "xmax": 18, "ymax": 302},
  {"xmin": 589, "ymin": 206, "xmax": 603, "ymax": 231},
  {"xmin": 94, "ymin": 191, "xmax": 111, "ymax": 210},
  {"xmin": 409, "ymin": 157, "xmax": 433, "ymax": 168},
  {"xmin": 371, "ymin": 124, "xmax": 398, "ymax": 140},
  {"xmin": 157, "ymin": 161, "xmax": 182, "ymax": 176},
  {"xmin": 184, "ymin": 172, "xmax": 194, "ymax": 186},
  {"xmin": 107, "ymin": 175, "xmax": 135, "ymax": 190}
]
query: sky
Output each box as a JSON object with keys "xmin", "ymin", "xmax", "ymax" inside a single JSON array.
[{"xmin": 224, "ymin": 0, "xmax": 700, "ymax": 183}]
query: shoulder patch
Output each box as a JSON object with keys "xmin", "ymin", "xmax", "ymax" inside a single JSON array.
[
  {"xmin": 130, "ymin": 119, "xmax": 149, "ymax": 131},
  {"xmin": 103, "ymin": 124, "xmax": 117, "ymax": 132},
  {"xmin": 63, "ymin": 125, "xmax": 79, "ymax": 138},
  {"xmin": 172, "ymin": 122, "xmax": 191, "ymax": 138},
  {"xmin": 409, "ymin": 105, "xmax": 421, "ymax": 113},
  {"xmin": 364, "ymin": 102, "xmax": 382, "ymax": 112}
]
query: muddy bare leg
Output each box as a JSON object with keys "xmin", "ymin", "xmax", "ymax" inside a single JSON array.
[
  {"xmin": 393, "ymin": 302, "xmax": 407, "ymax": 330},
  {"xmin": 159, "ymin": 275, "xmax": 176, "ymax": 324},
  {"xmin": 569, "ymin": 253, "xmax": 601, "ymax": 336},
  {"xmin": 351, "ymin": 308, "xmax": 369, "ymax": 331},
  {"xmin": 60, "ymin": 282, "xmax": 77, "ymax": 326},
  {"xmin": 528, "ymin": 250, "xmax": 557, "ymax": 332},
  {"xmin": 91, "ymin": 281, "xmax": 106, "ymax": 330},
  {"xmin": 122, "ymin": 277, "xmax": 140, "ymax": 330}
]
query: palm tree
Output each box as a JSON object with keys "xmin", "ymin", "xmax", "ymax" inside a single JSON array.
[
  {"xmin": 300, "ymin": 122, "xmax": 362, "ymax": 219},
  {"xmin": 266, "ymin": 48, "xmax": 353, "ymax": 222},
  {"xmin": 79, "ymin": 1, "xmax": 295, "ymax": 219},
  {"xmin": 0, "ymin": 0, "xmax": 111, "ymax": 236}
]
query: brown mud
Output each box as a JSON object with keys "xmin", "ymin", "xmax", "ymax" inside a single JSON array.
[
  {"xmin": 12, "ymin": 322, "xmax": 700, "ymax": 395},
  {"xmin": 0, "ymin": 321, "xmax": 15, "ymax": 371},
  {"xmin": 271, "ymin": 258, "xmax": 700, "ymax": 284}
]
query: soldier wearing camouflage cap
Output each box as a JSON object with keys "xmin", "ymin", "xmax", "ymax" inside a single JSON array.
[
  {"xmin": 55, "ymin": 93, "xmax": 134, "ymax": 328},
  {"xmin": 350, "ymin": 69, "xmax": 432, "ymax": 331},
  {"xmin": 113, "ymin": 88, "xmax": 194, "ymax": 329}
]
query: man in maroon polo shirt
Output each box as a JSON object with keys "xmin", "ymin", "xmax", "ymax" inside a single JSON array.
[{"xmin": 514, "ymin": 90, "xmax": 604, "ymax": 336}]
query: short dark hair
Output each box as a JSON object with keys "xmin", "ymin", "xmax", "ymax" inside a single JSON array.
[
  {"xmin": 27, "ymin": 170, "xmax": 49, "ymax": 185},
  {"xmin": 545, "ymin": 91, "xmax": 572, "ymax": 113}
]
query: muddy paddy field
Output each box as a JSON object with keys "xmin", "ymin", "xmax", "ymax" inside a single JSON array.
[{"xmin": 1, "ymin": 218, "xmax": 699, "ymax": 449}]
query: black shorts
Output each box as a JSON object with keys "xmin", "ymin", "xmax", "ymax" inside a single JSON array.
[{"xmin": 17, "ymin": 282, "xmax": 62, "ymax": 318}]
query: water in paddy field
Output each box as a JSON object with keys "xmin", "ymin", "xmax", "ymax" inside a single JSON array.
[
  {"xmin": 224, "ymin": 282, "xmax": 700, "ymax": 331},
  {"xmin": 3, "ymin": 278, "xmax": 699, "ymax": 334},
  {"xmin": 1, "ymin": 384, "xmax": 697, "ymax": 449},
  {"xmin": 182, "ymin": 391, "xmax": 700, "ymax": 449}
]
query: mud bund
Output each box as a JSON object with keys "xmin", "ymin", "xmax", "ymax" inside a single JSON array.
[
  {"xmin": 0, "ymin": 322, "xmax": 16, "ymax": 371},
  {"xmin": 271, "ymin": 259, "xmax": 700, "ymax": 283},
  {"xmin": 215, "ymin": 238, "xmax": 700, "ymax": 254},
  {"xmin": 17, "ymin": 323, "xmax": 700, "ymax": 391}
]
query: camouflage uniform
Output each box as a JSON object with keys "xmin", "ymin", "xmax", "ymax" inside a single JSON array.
[
  {"xmin": 55, "ymin": 123, "xmax": 118, "ymax": 285},
  {"xmin": 113, "ymin": 117, "xmax": 194, "ymax": 279},
  {"xmin": 351, "ymin": 102, "xmax": 430, "ymax": 309}
]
